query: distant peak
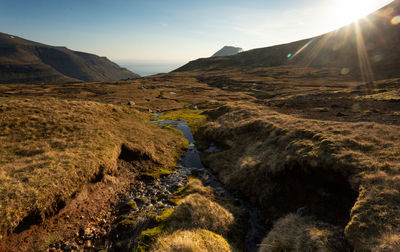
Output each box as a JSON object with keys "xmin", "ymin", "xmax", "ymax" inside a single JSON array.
[{"xmin": 212, "ymin": 46, "xmax": 243, "ymax": 57}]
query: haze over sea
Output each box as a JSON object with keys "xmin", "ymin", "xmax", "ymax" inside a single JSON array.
[{"xmin": 115, "ymin": 59, "xmax": 186, "ymax": 76}]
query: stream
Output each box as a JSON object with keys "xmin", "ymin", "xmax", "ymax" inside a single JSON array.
[
  {"xmin": 113, "ymin": 117, "xmax": 266, "ymax": 251},
  {"xmin": 153, "ymin": 118, "xmax": 267, "ymax": 251}
]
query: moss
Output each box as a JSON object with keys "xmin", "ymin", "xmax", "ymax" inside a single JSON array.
[
  {"xmin": 140, "ymin": 224, "xmax": 165, "ymax": 238},
  {"xmin": 141, "ymin": 168, "xmax": 174, "ymax": 179},
  {"xmin": 135, "ymin": 197, "xmax": 150, "ymax": 204},
  {"xmin": 146, "ymin": 211, "xmax": 156, "ymax": 217},
  {"xmin": 118, "ymin": 214, "xmax": 137, "ymax": 228},
  {"xmin": 132, "ymin": 245, "xmax": 146, "ymax": 252},
  {"xmin": 155, "ymin": 208, "xmax": 174, "ymax": 223},
  {"xmin": 156, "ymin": 109, "xmax": 207, "ymax": 132},
  {"xmin": 118, "ymin": 218, "xmax": 136, "ymax": 227},
  {"xmin": 126, "ymin": 201, "xmax": 138, "ymax": 210}
]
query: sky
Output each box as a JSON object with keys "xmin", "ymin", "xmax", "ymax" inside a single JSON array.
[{"xmin": 0, "ymin": 0, "xmax": 394, "ymax": 65}]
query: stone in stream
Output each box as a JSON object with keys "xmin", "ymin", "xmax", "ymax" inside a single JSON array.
[{"xmin": 190, "ymin": 168, "xmax": 206, "ymax": 177}]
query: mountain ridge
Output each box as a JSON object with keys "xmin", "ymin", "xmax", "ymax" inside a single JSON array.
[
  {"xmin": 0, "ymin": 32, "xmax": 140, "ymax": 83},
  {"xmin": 175, "ymin": 1, "xmax": 400, "ymax": 81}
]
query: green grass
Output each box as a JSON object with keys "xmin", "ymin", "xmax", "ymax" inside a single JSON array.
[{"xmin": 156, "ymin": 109, "xmax": 207, "ymax": 132}]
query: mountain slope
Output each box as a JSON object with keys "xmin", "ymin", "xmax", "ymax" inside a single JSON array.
[
  {"xmin": 175, "ymin": 1, "xmax": 400, "ymax": 81},
  {"xmin": 0, "ymin": 33, "xmax": 140, "ymax": 83}
]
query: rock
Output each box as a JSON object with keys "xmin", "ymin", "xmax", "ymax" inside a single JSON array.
[
  {"xmin": 127, "ymin": 101, "xmax": 135, "ymax": 106},
  {"xmin": 336, "ymin": 112, "xmax": 347, "ymax": 117},
  {"xmin": 61, "ymin": 243, "xmax": 77, "ymax": 251},
  {"xmin": 190, "ymin": 168, "xmax": 205, "ymax": 177},
  {"xmin": 212, "ymin": 46, "xmax": 243, "ymax": 57}
]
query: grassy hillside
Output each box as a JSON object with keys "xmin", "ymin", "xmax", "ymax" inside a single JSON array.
[
  {"xmin": 0, "ymin": 32, "xmax": 139, "ymax": 84},
  {"xmin": 196, "ymin": 102, "xmax": 400, "ymax": 250},
  {"xmin": 0, "ymin": 97, "xmax": 186, "ymax": 236},
  {"xmin": 176, "ymin": 1, "xmax": 400, "ymax": 81}
]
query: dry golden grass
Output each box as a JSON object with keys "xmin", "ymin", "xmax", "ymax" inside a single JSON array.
[
  {"xmin": 197, "ymin": 102, "xmax": 400, "ymax": 250},
  {"xmin": 372, "ymin": 233, "xmax": 400, "ymax": 251},
  {"xmin": 151, "ymin": 229, "xmax": 231, "ymax": 252},
  {"xmin": 0, "ymin": 97, "xmax": 186, "ymax": 236},
  {"xmin": 137, "ymin": 178, "xmax": 237, "ymax": 251},
  {"xmin": 169, "ymin": 193, "xmax": 234, "ymax": 236},
  {"xmin": 259, "ymin": 214, "xmax": 347, "ymax": 252},
  {"xmin": 172, "ymin": 177, "xmax": 214, "ymax": 200}
]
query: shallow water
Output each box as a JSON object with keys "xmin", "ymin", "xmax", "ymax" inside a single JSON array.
[{"xmin": 154, "ymin": 118, "xmax": 267, "ymax": 252}]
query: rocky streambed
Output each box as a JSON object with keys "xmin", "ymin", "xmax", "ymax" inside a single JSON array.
[{"xmin": 107, "ymin": 117, "xmax": 267, "ymax": 251}]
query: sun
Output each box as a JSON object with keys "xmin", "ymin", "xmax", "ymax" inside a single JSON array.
[{"xmin": 332, "ymin": 0, "xmax": 393, "ymax": 28}]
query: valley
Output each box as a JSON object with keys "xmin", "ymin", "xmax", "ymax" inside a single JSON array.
[{"xmin": 1, "ymin": 1, "xmax": 400, "ymax": 251}]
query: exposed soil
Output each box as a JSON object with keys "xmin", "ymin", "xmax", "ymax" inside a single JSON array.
[{"xmin": 0, "ymin": 155, "xmax": 139, "ymax": 251}]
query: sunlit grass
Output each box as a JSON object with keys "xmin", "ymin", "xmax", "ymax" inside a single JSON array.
[{"xmin": 0, "ymin": 97, "xmax": 185, "ymax": 236}]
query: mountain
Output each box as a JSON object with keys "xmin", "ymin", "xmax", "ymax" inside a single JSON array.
[
  {"xmin": 0, "ymin": 33, "xmax": 140, "ymax": 83},
  {"xmin": 175, "ymin": 1, "xmax": 400, "ymax": 81},
  {"xmin": 211, "ymin": 46, "xmax": 243, "ymax": 57}
]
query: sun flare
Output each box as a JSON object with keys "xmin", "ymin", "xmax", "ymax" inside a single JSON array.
[{"xmin": 332, "ymin": 0, "xmax": 393, "ymax": 28}]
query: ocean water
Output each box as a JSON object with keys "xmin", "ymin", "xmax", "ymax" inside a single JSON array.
[{"xmin": 115, "ymin": 60, "xmax": 186, "ymax": 77}]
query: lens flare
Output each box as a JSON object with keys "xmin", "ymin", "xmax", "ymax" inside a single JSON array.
[
  {"xmin": 391, "ymin": 15, "xmax": 400, "ymax": 25},
  {"xmin": 287, "ymin": 53, "xmax": 292, "ymax": 58},
  {"xmin": 289, "ymin": 39, "xmax": 314, "ymax": 60},
  {"xmin": 341, "ymin": 68, "xmax": 350, "ymax": 75},
  {"xmin": 355, "ymin": 21, "xmax": 375, "ymax": 87}
]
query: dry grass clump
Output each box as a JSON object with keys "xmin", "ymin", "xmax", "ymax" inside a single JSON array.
[
  {"xmin": 372, "ymin": 233, "xmax": 400, "ymax": 251},
  {"xmin": 259, "ymin": 214, "xmax": 348, "ymax": 252},
  {"xmin": 137, "ymin": 178, "xmax": 237, "ymax": 251},
  {"xmin": 169, "ymin": 193, "xmax": 234, "ymax": 236},
  {"xmin": 0, "ymin": 97, "xmax": 186, "ymax": 235},
  {"xmin": 172, "ymin": 177, "xmax": 214, "ymax": 200},
  {"xmin": 197, "ymin": 102, "xmax": 400, "ymax": 250},
  {"xmin": 151, "ymin": 229, "xmax": 231, "ymax": 252}
]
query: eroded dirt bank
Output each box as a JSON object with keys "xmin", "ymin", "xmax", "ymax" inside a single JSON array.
[{"xmin": 195, "ymin": 102, "xmax": 400, "ymax": 251}]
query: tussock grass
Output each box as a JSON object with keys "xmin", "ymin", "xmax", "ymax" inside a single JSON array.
[
  {"xmin": 373, "ymin": 233, "xmax": 400, "ymax": 251},
  {"xmin": 171, "ymin": 177, "xmax": 214, "ymax": 203},
  {"xmin": 197, "ymin": 102, "xmax": 400, "ymax": 250},
  {"xmin": 259, "ymin": 214, "xmax": 348, "ymax": 252},
  {"xmin": 151, "ymin": 229, "xmax": 231, "ymax": 252},
  {"xmin": 137, "ymin": 178, "xmax": 238, "ymax": 251},
  {"xmin": 169, "ymin": 193, "xmax": 234, "ymax": 236},
  {"xmin": 0, "ymin": 97, "xmax": 186, "ymax": 235}
]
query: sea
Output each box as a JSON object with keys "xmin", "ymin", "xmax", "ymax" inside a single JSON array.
[{"xmin": 115, "ymin": 60, "xmax": 187, "ymax": 77}]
